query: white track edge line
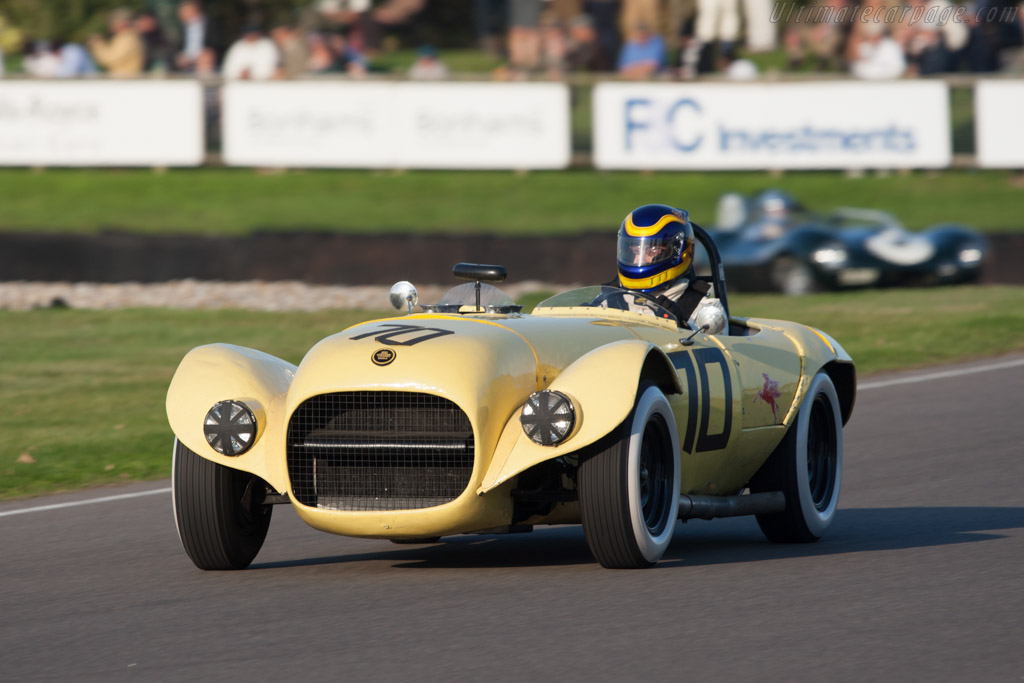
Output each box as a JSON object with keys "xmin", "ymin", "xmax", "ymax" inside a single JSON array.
[
  {"xmin": 0, "ymin": 487, "xmax": 171, "ymax": 518},
  {"xmin": 859, "ymin": 358, "xmax": 1024, "ymax": 391}
]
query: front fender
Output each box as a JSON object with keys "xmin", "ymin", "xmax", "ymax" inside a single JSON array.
[
  {"xmin": 478, "ymin": 339, "xmax": 679, "ymax": 494},
  {"xmin": 166, "ymin": 344, "xmax": 296, "ymax": 492}
]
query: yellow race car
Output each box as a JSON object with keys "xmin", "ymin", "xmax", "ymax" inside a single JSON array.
[{"xmin": 167, "ymin": 228, "xmax": 855, "ymax": 570}]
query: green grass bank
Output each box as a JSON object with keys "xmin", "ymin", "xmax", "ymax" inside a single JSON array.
[{"xmin": 1, "ymin": 168, "xmax": 1021, "ymax": 236}]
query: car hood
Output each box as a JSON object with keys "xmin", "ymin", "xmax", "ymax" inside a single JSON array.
[{"xmin": 285, "ymin": 313, "xmax": 640, "ymax": 433}]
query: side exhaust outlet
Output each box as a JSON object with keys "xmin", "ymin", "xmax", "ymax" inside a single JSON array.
[{"xmin": 679, "ymin": 491, "xmax": 786, "ymax": 520}]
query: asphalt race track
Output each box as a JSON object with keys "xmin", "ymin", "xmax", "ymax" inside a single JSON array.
[{"xmin": 3, "ymin": 356, "xmax": 1023, "ymax": 682}]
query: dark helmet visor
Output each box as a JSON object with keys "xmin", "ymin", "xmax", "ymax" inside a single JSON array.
[{"xmin": 617, "ymin": 234, "xmax": 682, "ymax": 268}]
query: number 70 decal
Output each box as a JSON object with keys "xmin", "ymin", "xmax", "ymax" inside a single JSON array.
[{"xmin": 667, "ymin": 347, "xmax": 733, "ymax": 454}]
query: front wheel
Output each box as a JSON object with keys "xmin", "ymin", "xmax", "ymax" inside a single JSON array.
[
  {"xmin": 578, "ymin": 383, "xmax": 681, "ymax": 568},
  {"xmin": 172, "ymin": 439, "xmax": 273, "ymax": 570},
  {"xmin": 750, "ymin": 372, "xmax": 843, "ymax": 543},
  {"xmin": 772, "ymin": 256, "xmax": 818, "ymax": 296}
]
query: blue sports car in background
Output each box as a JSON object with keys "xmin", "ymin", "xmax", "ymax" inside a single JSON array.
[{"xmin": 700, "ymin": 190, "xmax": 988, "ymax": 295}]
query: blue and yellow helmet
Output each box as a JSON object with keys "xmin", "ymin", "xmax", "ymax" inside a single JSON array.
[{"xmin": 616, "ymin": 204, "xmax": 694, "ymax": 292}]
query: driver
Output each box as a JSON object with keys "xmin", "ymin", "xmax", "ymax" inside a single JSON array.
[
  {"xmin": 612, "ymin": 204, "xmax": 724, "ymax": 329},
  {"xmin": 751, "ymin": 189, "xmax": 801, "ymax": 239}
]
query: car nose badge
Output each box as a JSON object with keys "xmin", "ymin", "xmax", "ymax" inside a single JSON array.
[{"xmin": 372, "ymin": 348, "xmax": 396, "ymax": 366}]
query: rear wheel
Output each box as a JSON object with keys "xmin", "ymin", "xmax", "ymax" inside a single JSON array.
[
  {"xmin": 750, "ymin": 372, "xmax": 843, "ymax": 543},
  {"xmin": 578, "ymin": 383, "xmax": 680, "ymax": 568},
  {"xmin": 172, "ymin": 439, "xmax": 273, "ymax": 570}
]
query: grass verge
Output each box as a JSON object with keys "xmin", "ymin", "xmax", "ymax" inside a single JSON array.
[
  {"xmin": 3, "ymin": 285, "xmax": 1023, "ymax": 501},
  {"xmin": 0, "ymin": 168, "xmax": 1021, "ymax": 235}
]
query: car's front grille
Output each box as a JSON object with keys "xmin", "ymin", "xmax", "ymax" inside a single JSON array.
[{"xmin": 287, "ymin": 391, "xmax": 474, "ymax": 511}]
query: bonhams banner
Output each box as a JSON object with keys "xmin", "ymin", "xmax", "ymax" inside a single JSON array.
[
  {"xmin": 222, "ymin": 82, "xmax": 571, "ymax": 169},
  {"xmin": 0, "ymin": 81, "xmax": 203, "ymax": 166},
  {"xmin": 593, "ymin": 81, "xmax": 951, "ymax": 170}
]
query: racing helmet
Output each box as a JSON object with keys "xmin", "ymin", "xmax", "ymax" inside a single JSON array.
[
  {"xmin": 753, "ymin": 189, "xmax": 800, "ymax": 220},
  {"xmin": 616, "ymin": 204, "xmax": 694, "ymax": 292}
]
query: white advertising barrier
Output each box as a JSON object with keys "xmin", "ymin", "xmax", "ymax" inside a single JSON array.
[
  {"xmin": 0, "ymin": 81, "xmax": 203, "ymax": 166},
  {"xmin": 593, "ymin": 82, "xmax": 951, "ymax": 170},
  {"xmin": 223, "ymin": 82, "xmax": 571, "ymax": 169},
  {"xmin": 975, "ymin": 80, "xmax": 1024, "ymax": 168}
]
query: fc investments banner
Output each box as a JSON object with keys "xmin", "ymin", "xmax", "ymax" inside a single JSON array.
[
  {"xmin": 0, "ymin": 81, "xmax": 203, "ymax": 166},
  {"xmin": 593, "ymin": 82, "xmax": 951, "ymax": 170},
  {"xmin": 223, "ymin": 82, "xmax": 571, "ymax": 169}
]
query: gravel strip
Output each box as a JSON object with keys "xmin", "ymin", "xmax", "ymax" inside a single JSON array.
[{"xmin": 0, "ymin": 280, "xmax": 568, "ymax": 312}]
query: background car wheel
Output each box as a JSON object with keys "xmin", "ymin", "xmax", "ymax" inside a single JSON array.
[
  {"xmin": 772, "ymin": 256, "xmax": 818, "ymax": 296},
  {"xmin": 578, "ymin": 383, "xmax": 680, "ymax": 569},
  {"xmin": 172, "ymin": 438, "xmax": 272, "ymax": 570},
  {"xmin": 749, "ymin": 372, "xmax": 843, "ymax": 543}
]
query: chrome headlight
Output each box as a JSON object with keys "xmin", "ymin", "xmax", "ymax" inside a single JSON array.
[
  {"xmin": 811, "ymin": 244, "xmax": 848, "ymax": 266},
  {"xmin": 520, "ymin": 391, "xmax": 576, "ymax": 446},
  {"xmin": 958, "ymin": 247, "xmax": 983, "ymax": 264},
  {"xmin": 204, "ymin": 400, "xmax": 257, "ymax": 456}
]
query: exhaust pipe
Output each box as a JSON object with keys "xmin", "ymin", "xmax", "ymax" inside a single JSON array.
[{"xmin": 679, "ymin": 491, "xmax": 786, "ymax": 520}]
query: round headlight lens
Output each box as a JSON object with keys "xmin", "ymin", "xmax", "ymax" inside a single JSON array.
[
  {"xmin": 520, "ymin": 390, "xmax": 576, "ymax": 446},
  {"xmin": 204, "ymin": 400, "xmax": 257, "ymax": 456},
  {"xmin": 811, "ymin": 245, "xmax": 848, "ymax": 266},
  {"xmin": 958, "ymin": 247, "xmax": 983, "ymax": 264}
]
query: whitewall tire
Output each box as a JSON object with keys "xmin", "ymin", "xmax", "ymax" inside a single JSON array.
[
  {"xmin": 750, "ymin": 372, "xmax": 843, "ymax": 542},
  {"xmin": 579, "ymin": 383, "xmax": 681, "ymax": 568}
]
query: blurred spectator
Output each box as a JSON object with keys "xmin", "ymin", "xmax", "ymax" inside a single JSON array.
[
  {"xmin": 585, "ymin": 0, "xmax": 622, "ymax": 67},
  {"xmin": 473, "ymin": 0, "xmax": 508, "ymax": 55},
  {"xmin": 476, "ymin": 0, "xmax": 507, "ymax": 54},
  {"xmin": 329, "ymin": 32, "xmax": 369, "ymax": 75},
  {"xmin": 316, "ymin": 0, "xmax": 371, "ymax": 28},
  {"xmin": 136, "ymin": 10, "xmax": 171, "ymax": 72},
  {"xmin": 664, "ymin": 0, "xmax": 697, "ymax": 55},
  {"xmin": 694, "ymin": 0, "xmax": 740, "ymax": 71},
  {"xmin": 549, "ymin": 0, "xmax": 584, "ymax": 24},
  {"xmin": 318, "ymin": 0, "xmax": 423, "ymax": 55},
  {"xmin": 783, "ymin": 0, "xmax": 846, "ymax": 71},
  {"xmin": 621, "ymin": 0, "xmax": 661, "ymax": 37},
  {"xmin": 55, "ymin": 41, "xmax": 98, "ymax": 78},
  {"xmin": 850, "ymin": 22, "xmax": 907, "ymax": 78},
  {"xmin": 844, "ymin": 0, "xmax": 900, "ymax": 67},
  {"xmin": 175, "ymin": 1, "xmax": 216, "ymax": 73},
  {"xmin": 565, "ymin": 13, "xmax": 610, "ymax": 70},
  {"xmin": 88, "ymin": 7, "xmax": 145, "ymax": 77},
  {"xmin": 194, "ymin": 46, "xmax": 218, "ymax": 77},
  {"xmin": 508, "ymin": 0, "xmax": 543, "ymax": 72},
  {"xmin": 539, "ymin": 11, "xmax": 569, "ymax": 76},
  {"xmin": 307, "ymin": 32, "xmax": 340, "ymax": 72},
  {"xmin": 742, "ymin": 0, "xmax": 777, "ymax": 53},
  {"xmin": 221, "ymin": 26, "xmax": 279, "ymax": 80},
  {"xmin": 723, "ymin": 53, "xmax": 759, "ymax": 78},
  {"xmin": 271, "ymin": 24, "xmax": 309, "ymax": 79},
  {"xmin": 617, "ymin": 22, "xmax": 667, "ymax": 77},
  {"xmin": 363, "ymin": 0, "xmax": 426, "ymax": 53},
  {"xmin": 967, "ymin": 0, "xmax": 1022, "ymax": 71},
  {"xmin": 408, "ymin": 44, "xmax": 450, "ymax": 79},
  {"xmin": 307, "ymin": 32, "xmax": 368, "ymax": 75},
  {"xmin": 935, "ymin": 0, "xmax": 972, "ymax": 71},
  {"xmin": 24, "ymin": 41, "xmax": 61, "ymax": 78},
  {"xmin": 901, "ymin": 0, "xmax": 948, "ymax": 74}
]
